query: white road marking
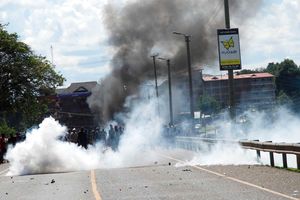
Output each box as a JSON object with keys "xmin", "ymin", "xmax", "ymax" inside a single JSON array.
[
  {"xmin": 0, "ymin": 168, "xmax": 9, "ymax": 176},
  {"xmin": 160, "ymin": 154, "xmax": 300, "ymax": 200}
]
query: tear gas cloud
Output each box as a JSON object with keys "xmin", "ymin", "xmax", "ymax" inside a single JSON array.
[
  {"xmin": 88, "ymin": 0, "xmax": 262, "ymax": 122},
  {"xmin": 6, "ymin": 0, "xmax": 300, "ymax": 175},
  {"xmin": 183, "ymin": 107, "xmax": 300, "ymax": 168},
  {"xmin": 6, "ymin": 96, "xmax": 168, "ymax": 176},
  {"xmin": 6, "ymin": 84, "xmax": 300, "ymax": 176}
]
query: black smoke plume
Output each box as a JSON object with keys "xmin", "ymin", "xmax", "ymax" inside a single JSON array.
[{"xmin": 88, "ymin": 0, "xmax": 262, "ymax": 122}]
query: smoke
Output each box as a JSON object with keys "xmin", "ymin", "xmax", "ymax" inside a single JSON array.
[
  {"xmin": 178, "ymin": 107, "xmax": 300, "ymax": 168},
  {"xmin": 211, "ymin": 107, "xmax": 300, "ymax": 143},
  {"xmin": 5, "ymin": 117, "xmax": 102, "ymax": 175},
  {"xmin": 175, "ymin": 143, "xmax": 258, "ymax": 167},
  {"xmin": 88, "ymin": 0, "xmax": 262, "ymax": 122},
  {"xmin": 5, "ymin": 95, "xmax": 170, "ymax": 176},
  {"xmin": 5, "ymin": 91, "xmax": 300, "ymax": 176}
]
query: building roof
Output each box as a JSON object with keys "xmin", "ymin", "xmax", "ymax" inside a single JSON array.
[
  {"xmin": 202, "ymin": 72, "xmax": 274, "ymax": 82},
  {"xmin": 56, "ymin": 81, "xmax": 97, "ymax": 94}
]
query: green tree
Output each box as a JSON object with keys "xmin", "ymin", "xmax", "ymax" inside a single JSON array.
[
  {"xmin": 0, "ymin": 120, "xmax": 16, "ymax": 136},
  {"xmin": 0, "ymin": 24, "xmax": 65, "ymax": 130},
  {"xmin": 236, "ymin": 68, "xmax": 263, "ymax": 75},
  {"xmin": 199, "ymin": 95, "xmax": 221, "ymax": 115},
  {"xmin": 265, "ymin": 59, "xmax": 300, "ymax": 94},
  {"xmin": 265, "ymin": 59, "xmax": 300, "ymax": 111}
]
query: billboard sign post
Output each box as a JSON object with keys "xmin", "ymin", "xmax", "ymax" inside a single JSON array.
[{"xmin": 217, "ymin": 28, "xmax": 241, "ymax": 71}]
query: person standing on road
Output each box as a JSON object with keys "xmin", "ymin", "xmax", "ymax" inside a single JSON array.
[
  {"xmin": 77, "ymin": 128, "xmax": 88, "ymax": 149},
  {"xmin": 70, "ymin": 128, "xmax": 78, "ymax": 143},
  {"xmin": 0, "ymin": 134, "xmax": 7, "ymax": 163},
  {"xmin": 114, "ymin": 126, "xmax": 120, "ymax": 150},
  {"xmin": 108, "ymin": 124, "xmax": 115, "ymax": 149}
]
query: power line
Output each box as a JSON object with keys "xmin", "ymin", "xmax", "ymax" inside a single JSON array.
[{"xmin": 206, "ymin": 0, "xmax": 223, "ymax": 27}]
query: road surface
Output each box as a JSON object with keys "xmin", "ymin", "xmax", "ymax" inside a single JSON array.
[{"xmin": 0, "ymin": 153, "xmax": 300, "ymax": 200}]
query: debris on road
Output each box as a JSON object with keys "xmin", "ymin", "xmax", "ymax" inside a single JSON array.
[
  {"xmin": 182, "ymin": 169, "xmax": 192, "ymax": 172},
  {"xmin": 51, "ymin": 179, "xmax": 55, "ymax": 184}
]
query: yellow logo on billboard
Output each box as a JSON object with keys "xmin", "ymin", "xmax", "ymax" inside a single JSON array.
[{"xmin": 221, "ymin": 37, "xmax": 234, "ymax": 50}]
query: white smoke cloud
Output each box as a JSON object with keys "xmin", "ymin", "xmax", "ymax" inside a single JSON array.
[
  {"xmin": 178, "ymin": 107, "xmax": 300, "ymax": 168},
  {"xmin": 5, "ymin": 96, "xmax": 166, "ymax": 176},
  {"xmin": 5, "ymin": 85, "xmax": 300, "ymax": 176},
  {"xmin": 6, "ymin": 117, "xmax": 100, "ymax": 175},
  {"xmin": 176, "ymin": 143, "xmax": 258, "ymax": 167}
]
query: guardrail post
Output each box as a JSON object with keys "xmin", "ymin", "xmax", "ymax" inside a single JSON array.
[
  {"xmin": 269, "ymin": 152, "xmax": 274, "ymax": 167},
  {"xmin": 297, "ymin": 155, "xmax": 300, "ymax": 170},
  {"xmin": 282, "ymin": 153, "xmax": 287, "ymax": 168}
]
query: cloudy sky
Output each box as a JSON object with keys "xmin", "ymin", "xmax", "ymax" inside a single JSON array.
[{"xmin": 1, "ymin": 0, "xmax": 299, "ymax": 86}]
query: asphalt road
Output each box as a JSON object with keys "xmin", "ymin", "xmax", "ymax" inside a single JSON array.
[{"xmin": 0, "ymin": 154, "xmax": 300, "ymax": 200}]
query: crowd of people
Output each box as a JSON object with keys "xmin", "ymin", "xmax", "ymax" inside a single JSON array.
[
  {"xmin": 0, "ymin": 121, "xmax": 194, "ymax": 165},
  {"xmin": 64, "ymin": 124, "xmax": 125, "ymax": 150},
  {"xmin": 0, "ymin": 124, "xmax": 125, "ymax": 164}
]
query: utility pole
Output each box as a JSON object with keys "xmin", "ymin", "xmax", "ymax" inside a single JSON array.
[
  {"xmin": 185, "ymin": 35, "xmax": 194, "ymax": 119},
  {"xmin": 224, "ymin": 0, "xmax": 235, "ymax": 120},
  {"xmin": 158, "ymin": 57, "xmax": 174, "ymax": 126},
  {"xmin": 151, "ymin": 53, "xmax": 160, "ymax": 116},
  {"xmin": 151, "ymin": 54, "xmax": 159, "ymax": 99},
  {"xmin": 173, "ymin": 32, "xmax": 194, "ymax": 119}
]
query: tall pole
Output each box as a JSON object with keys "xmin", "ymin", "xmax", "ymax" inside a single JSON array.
[
  {"xmin": 151, "ymin": 54, "xmax": 159, "ymax": 99},
  {"xmin": 185, "ymin": 35, "xmax": 195, "ymax": 119},
  {"xmin": 159, "ymin": 57, "xmax": 174, "ymax": 125},
  {"xmin": 224, "ymin": 0, "xmax": 235, "ymax": 120},
  {"xmin": 173, "ymin": 32, "xmax": 195, "ymax": 120},
  {"xmin": 167, "ymin": 59, "xmax": 174, "ymax": 126}
]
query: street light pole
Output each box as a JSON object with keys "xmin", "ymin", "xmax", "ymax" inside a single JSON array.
[
  {"xmin": 224, "ymin": 0, "xmax": 235, "ymax": 120},
  {"xmin": 173, "ymin": 32, "xmax": 194, "ymax": 119},
  {"xmin": 158, "ymin": 57, "xmax": 174, "ymax": 126},
  {"xmin": 150, "ymin": 54, "xmax": 159, "ymax": 99}
]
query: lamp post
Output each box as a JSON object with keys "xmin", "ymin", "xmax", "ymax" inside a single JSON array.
[
  {"xmin": 158, "ymin": 57, "xmax": 173, "ymax": 126},
  {"xmin": 150, "ymin": 53, "xmax": 159, "ymax": 99},
  {"xmin": 173, "ymin": 31, "xmax": 194, "ymax": 119}
]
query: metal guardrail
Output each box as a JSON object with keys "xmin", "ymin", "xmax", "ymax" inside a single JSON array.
[
  {"xmin": 239, "ymin": 140, "xmax": 300, "ymax": 169},
  {"xmin": 175, "ymin": 136, "xmax": 300, "ymax": 169}
]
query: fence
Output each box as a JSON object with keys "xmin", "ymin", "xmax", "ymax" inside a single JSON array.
[
  {"xmin": 239, "ymin": 140, "xmax": 300, "ymax": 169},
  {"xmin": 175, "ymin": 136, "xmax": 300, "ymax": 169}
]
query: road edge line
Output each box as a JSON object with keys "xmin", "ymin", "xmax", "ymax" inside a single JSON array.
[
  {"xmin": 160, "ymin": 154, "xmax": 299, "ymax": 200},
  {"xmin": 0, "ymin": 168, "xmax": 9, "ymax": 176},
  {"xmin": 90, "ymin": 170, "xmax": 102, "ymax": 200}
]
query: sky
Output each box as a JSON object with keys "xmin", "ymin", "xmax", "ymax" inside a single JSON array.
[{"xmin": 1, "ymin": 0, "xmax": 300, "ymax": 86}]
